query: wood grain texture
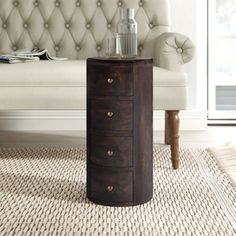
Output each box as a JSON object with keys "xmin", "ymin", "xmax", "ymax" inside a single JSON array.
[
  {"xmin": 88, "ymin": 62, "xmax": 133, "ymax": 97},
  {"xmin": 167, "ymin": 111, "xmax": 180, "ymax": 169},
  {"xmin": 89, "ymin": 165, "xmax": 133, "ymax": 205},
  {"xmin": 87, "ymin": 57, "xmax": 153, "ymax": 206},
  {"xmin": 133, "ymin": 60, "xmax": 153, "ymax": 204},
  {"xmin": 90, "ymin": 99, "xmax": 133, "ymax": 131},
  {"xmin": 90, "ymin": 135, "xmax": 133, "ymax": 167},
  {"xmin": 165, "ymin": 111, "xmax": 170, "ymax": 145}
]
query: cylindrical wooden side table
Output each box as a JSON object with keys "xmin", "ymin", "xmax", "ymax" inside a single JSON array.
[{"xmin": 87, "ymin": 57, "xmax": 153, "ymax": 206}]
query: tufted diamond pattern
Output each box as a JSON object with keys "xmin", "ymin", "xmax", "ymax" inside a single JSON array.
[{"xmin": 0, "ymin": 0, "xmax": 170, "ymax": 59}]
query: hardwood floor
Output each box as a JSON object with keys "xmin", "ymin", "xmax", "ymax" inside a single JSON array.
[
  {"xmin": 0, "ymin": 126, "xmax": 235, "ymax": 186},
  {"xmin": 0, "ymin": 130, "xmax": 86, "ymax": 147},
  {"xmin": 0, "ymin": 126, "xmax": 235, "ymax": 148}
]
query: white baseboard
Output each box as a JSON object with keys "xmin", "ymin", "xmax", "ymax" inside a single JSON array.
[
  {"xmin": 0, "ymin": 110, "xmax": 207, "ymax": 131},
  {"xmin": 154, "ymin": 110, "xmax": 207, "ymax": 130}
]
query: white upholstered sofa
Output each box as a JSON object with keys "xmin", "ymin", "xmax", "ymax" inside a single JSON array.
[{"xmin": 0, "ymin": 0, "xmax": 194, "ymax": 169}]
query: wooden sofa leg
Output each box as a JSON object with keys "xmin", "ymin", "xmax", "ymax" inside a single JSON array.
[
  {"xmin": 167, "ymin": 111, "xmax": 180, "ymax": 169},
  {"xmin": 165, "ymin": 111, "xmax": 170, "ymax": 145}
]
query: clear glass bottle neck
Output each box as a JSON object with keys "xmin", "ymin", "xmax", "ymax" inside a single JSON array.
[
  {"xmin": 119, "ymin": 8, "xmax": 135, "ymax": 20},
  {"xmin": 126, "ymin": 8, "xmax": 134, "ymax": 19}
]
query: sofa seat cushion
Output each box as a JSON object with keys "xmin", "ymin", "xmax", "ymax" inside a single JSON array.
[
  {"xmin": 0, "ymin": 60, "xmax": 187, "ymax": 87},
  {"xmin": 0, "ymin": 60, "xmax": 187, "ymax": 110},
  {"xmin": 0, "ymin": 60, "xmax": 187, "ymax": 88},
  {"xmin": 0, "ymin": 60, "xmax": 86, "ymax": 86}
]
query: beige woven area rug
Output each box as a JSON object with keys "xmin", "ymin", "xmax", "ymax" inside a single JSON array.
[
  {"xmin": 0, "ymin": 147, "xmax": 236, "ymax": 236},
  {"xmin": 209, "ymin": 142, "xmax": 236, "ymax": 187}
]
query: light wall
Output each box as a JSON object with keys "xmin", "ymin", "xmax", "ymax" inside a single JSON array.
[
  {"xmin": 0, "ymin": 1, "xmax": 209, "ymax": 131},
  {"xmin": 169, "ymin": 0, "xmax": 208, "ymax": 111}
]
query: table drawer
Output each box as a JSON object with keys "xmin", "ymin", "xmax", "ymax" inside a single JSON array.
[
  {"xmin": 90, "ymin": 99, "xmax": 133, "ymax": 131},
  {"xmin": 89, "ymin": 167, "xmax": 133, "ymax": 203},
  {"xmin": 90, "ymin": 135, "xmax": 132, "ymax": 167},
  {"xmin": 87, "ymin": 63, "xmax": 133, "ymax": 96}
]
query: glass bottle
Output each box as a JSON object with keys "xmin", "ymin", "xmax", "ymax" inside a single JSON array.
[{"xmin": 116, "ymin": 8, "xmax": 138, "ymax": 57}]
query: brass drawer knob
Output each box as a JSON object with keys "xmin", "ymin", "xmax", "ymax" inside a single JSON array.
[
  {"xmin": 107, "ymin": 111, "xmax": 114, "ymax": 117},
  {"xmin": 107, "ymin": 78, "xmax": 114, "ymax": 84},
  {"xmin": 107, "ymin": 186, "xmax": 113, "ymax": 192},
  {"xmin": 107, "ymin": 150, "xmax": 114, "ymax": 157}
]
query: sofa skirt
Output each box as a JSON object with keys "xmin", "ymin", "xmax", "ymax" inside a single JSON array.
[
  {"xmin": 0, "ymin": 87, "xmax": 86, "ymax": 110},
  {"xmin": 0, "ymin": 86, "xmax": 187, "ymax": 110}
]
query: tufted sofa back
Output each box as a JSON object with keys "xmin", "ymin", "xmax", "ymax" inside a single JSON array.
[{"xmin": 0, "ymin": 0, "xmax": 170, "ymax": 59}]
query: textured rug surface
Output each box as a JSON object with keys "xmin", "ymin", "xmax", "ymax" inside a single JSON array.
[
  {"xmin": 209, "ymin": 142, "xmax": 236, "ymax": 187},
  {"xmin": 0, "ymin": 147, "xmax": 236, "ymax": 236}
]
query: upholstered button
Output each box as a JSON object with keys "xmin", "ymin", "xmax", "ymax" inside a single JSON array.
[
  {"xmin": 3, "ymin": 23, "xmax": 7, "ymax": 29},
  {"xmin": 138, "ymin": 45, "xmax": 143, "ymax": 51},
  {"xmin": 34, "ymin": 1, "xmax": 39, "ymax": 7},
  {"xmin": 97, "ymin": 1, "xmax": 102, "ymax": 7},
  {"xmin": 55, "ymin": 1, "xmax": 60, "ymax": 7},
  {"xmin": 65, "ymin": 23, "xmax": 70, "ymax": 29},
  {"xmin": 23, "ymin": 23, "xmax": 28, "ymax": 28},
  {"xmin": 44, "ymin": 23, "xmax": 49, "ymax": 29},
  {"xmin": 107, "ymin": 23, "xmax": 112, "ymax": 29},
  {"xmin": 75, "ymin": 1, "xmax": 81, "ymax": 7},
  {"xmin": 117, "ymin": 1, "xmax": 122, "ymax": 7},
  {"xmin": 75, "ymin": 45, "xmax": 81, "ymax": 51},
  {"xmin": 96, "ymin": 45, "xmax": 101, "ymax": 51},
  {"xmin": 176, "ymin": 47, "xmax": 183, "ymax": 54},
  {"xmin": 55, "ymin": 45, "xmax": 60, "ymax": 51},
  {"xmin": 139, "ymin": 1, "xmax": 143, "ymax": 7},
  {"xmin": 13, "ymin": 1, "xmax": 18, "ymax": 7},
  {"xmin": 86, "ymin": 23, "xmax": 91, "ymax": 29},
  {"xmin": 149, "ymin": 23, "xmax": 153, "ymax": 29},
  {"xmin": 12, "ymin": 46, "xmax": 17, "ymax": 51}
]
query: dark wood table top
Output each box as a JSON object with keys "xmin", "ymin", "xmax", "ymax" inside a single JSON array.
[{"xmin": 87, "ymin": 56, "xmax": 152, "ymax": 63}]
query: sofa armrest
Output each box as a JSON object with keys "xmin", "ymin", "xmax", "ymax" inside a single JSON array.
[{"xmin": 154, "ymin": 32, "xmax": 195, "ymax": 71}]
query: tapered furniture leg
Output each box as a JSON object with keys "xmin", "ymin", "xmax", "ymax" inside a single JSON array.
[
  {"xmin": 167, "ymin": 111, "xmax": 180, "ymax": 169},
  {"xmin": 165, "ymin": 111, "xmax": 170, "ymax": 145}
]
